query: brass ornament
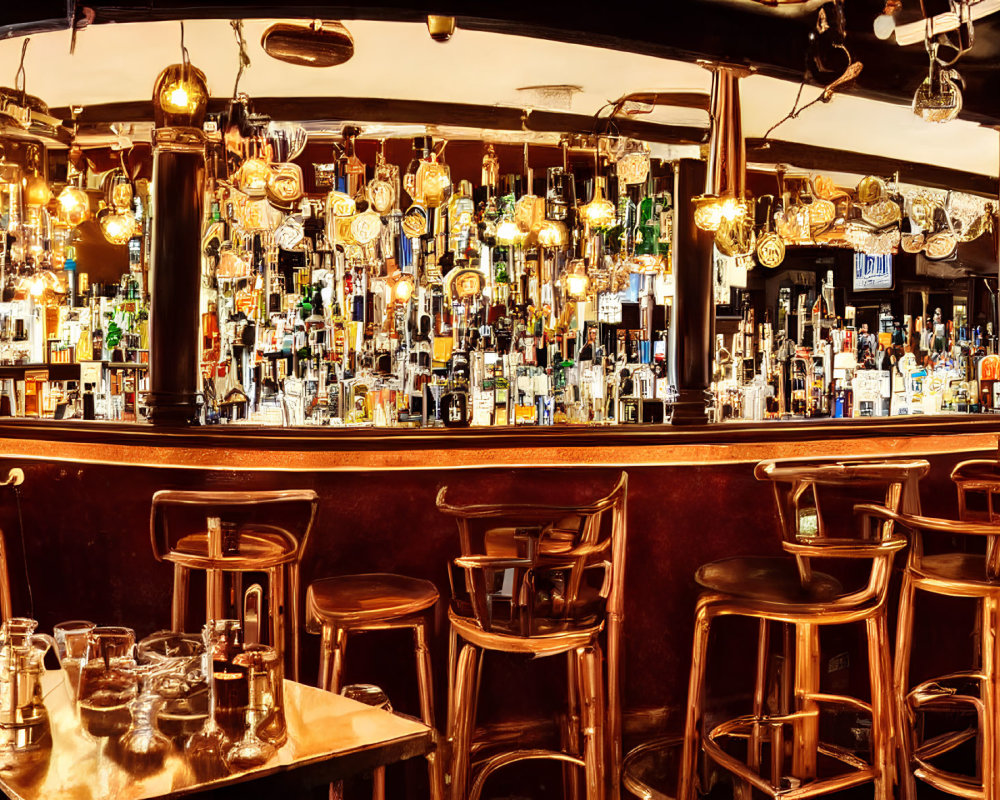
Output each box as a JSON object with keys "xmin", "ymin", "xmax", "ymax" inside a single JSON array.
[
  {"xmin": 755, "ymin": 232, "xmax": 786, "ymax": 268},
  {"xmin": 350, "ymin": 210, "xmax": 382, "ymax": 246},
  {"xmin": 900, "ymin": 233, "xmax": 925, "ymax": 254},
  {"xmin": 365, "ymin": 180, "xmax": 395, "ymax": 215},
  {"xmin": 861, "ymin": 198, "xmax": 902, "ymax": 229},
  {"xmin": 266, "ymin": 163, "xmax": 304, "ymax": 210},
  {"xmin": 923, "ymin": 231, "xmax": 957, "ymax": 260},
  {"xmin": 808, "ymin": 199, "xmax": 837, "ymax": 234},
  {"xmin": 908, "ymin": 193, "xmax": 938, "ymax": 231},
  {"xmin": 401, "ymin": 205, "xmax": 428, "ymax": 238},
  {"xmin": 856, "ymin": 175, "xmax": 887, "ymax": 205},
  {"xmin": 715, "ymin": 214, "xmax": 755, "ymax": 258}
]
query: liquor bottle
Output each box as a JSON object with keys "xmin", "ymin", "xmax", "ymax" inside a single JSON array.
[
  {"xmin": 338, "ymin": 126, "xmax": 366, "ymax": 200},
  {"xmin": 403, "ymin": 136, "xmax": 433, "ymax": 204},
  {"xmin": 811, "ymin": 270, "xmax": 835, "ymax": 351}
]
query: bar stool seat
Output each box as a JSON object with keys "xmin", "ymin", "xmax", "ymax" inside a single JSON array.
[
  {"xmin": 914, "ymin": 552, "xmax": 993, "ymax": 587},
  {"xmin": 448, "ymin": 606, "xmax": 602, "ymax": 656},
  {"xmin": 172, "ymin": 526, "xmax": 296, "ymax": 567},
  {"xmin": 306, "ymin": 573, "xmax": 438, "ymax": 627},
  {"xmin": 695, "ymin": 556, "xmax": 843, "ymax": 605}
]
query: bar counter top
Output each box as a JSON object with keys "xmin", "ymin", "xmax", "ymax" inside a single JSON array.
[{"xmin": 0, "ymin": 414, "xmax": 997, "ymax": 469}]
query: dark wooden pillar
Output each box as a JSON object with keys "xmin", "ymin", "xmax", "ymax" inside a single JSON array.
[
  {"xmin": 146, "ymin": 135, "xmax": 205, "ymax": 425},
  {"xmin": 670, "ymin": 158, "xmax": 714, "ymax": 426}
]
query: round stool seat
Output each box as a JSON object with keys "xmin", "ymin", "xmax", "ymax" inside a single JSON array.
[
  {"xmin": 696, "ymin": 556, "xmax": 842, "ymax": 605},
  {"xmin": 915, "ymin": 553, "xmax": 999, "ymax": 591},
  {"xmin": 168, "ymin": 525, "xmax": 297, "ymax": 569},
  {"xmin": 307, "ymin": 573, "xmax": 439, "ymax": 628}
]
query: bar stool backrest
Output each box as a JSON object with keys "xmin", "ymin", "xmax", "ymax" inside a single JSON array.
[
  {"xmin": 952, "ymin": 459, "xmax": 1000, "ymax": 577},
  {"xmin": 436, "ymin": 472, "xmax": 628, "ymax": 635},
  {"xmin": 150, "ymin": 489, "xmax": 319, "ymax": 564},
  {"xmin": 755, "ymin": 458, "xmax": 929, "ymax": 605}
]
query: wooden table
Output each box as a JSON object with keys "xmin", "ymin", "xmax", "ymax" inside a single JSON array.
[{"xmin": 0, "ymin": 670, "xmax": 433, "ymax": 800}]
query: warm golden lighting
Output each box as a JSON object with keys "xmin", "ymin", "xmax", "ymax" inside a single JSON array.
[
  {"xmin": 29, "ymin": 275, "xmax": 44, "ymax": 297},
  {"xmin": 693, "ymin": 195, "xmax": 749, "ymax": 232},
  {"xmin": 562, "ymin": 260, "xmax": 591, "ymax": 301},
  {"xmin": 495, "ymin": 218, "xmax": 524, "ymax": 246},
  {"xmin": 99, "ymin": 207, "xmax": 137, "ymax": 245},
  {"xmin": 580, "ymin": 178, "xmax": 616, "ymax": 229},
  {"xmin": 57, "ymin": 186, "xmax": 90, "ymax": 227},
  {"xmin": 152, "ymin": 62, "xmax": 209, "ymax": 128},
  {"xmin": 537, "ymin": 220, "xmax": 568, "ymax": 248},
  {"xmin": 23, "ymin": 175, "xmax": 52, "ymax": 207},
  {"xmin": 390, "ymin": 272, "xmax": 415, "ymax": 303}
]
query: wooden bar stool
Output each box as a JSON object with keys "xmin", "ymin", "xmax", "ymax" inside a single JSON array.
[
  {"xmin": 150, "ymin": 489, "xmax": 318, "ymax": 681},
  {"xmin": 891, "ymin": 459, "xmax": 1000, "ymax": 800},
  {"xmin": 678, "ymin": 458, "xmax": 928, "ymax": 800},
  {"xmin": 437, "ymin": 471, "xmax": 628, "ymax": 800},
  {"xmin": 305, "ymin": 572, "xmax": 444, "ymax": 800}
]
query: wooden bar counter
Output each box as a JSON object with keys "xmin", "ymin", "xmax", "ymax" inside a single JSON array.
[{"xmin": 0, "ymin": 416, "xmax": 995, "ymax": 752}]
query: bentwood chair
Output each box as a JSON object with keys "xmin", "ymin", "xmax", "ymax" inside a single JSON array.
[
  {"xmin": 436, "ymin": 471, "xmax": 628, "ymax": 800},
  {"xmin": 150, "ymin": 489, "xmax": 318, "ymax": 681},
  {"xmin": 890, "ymin": 458, "xmax": 1000, "ymax": 800},
  {"xmin": 679, "ymin": 458, "xmax": 928, "ymax": 800}
]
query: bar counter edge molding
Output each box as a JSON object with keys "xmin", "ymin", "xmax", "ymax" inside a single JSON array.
[{"xmin": 0, "ymin": 417, "xmax": 997, "ymax": 471}]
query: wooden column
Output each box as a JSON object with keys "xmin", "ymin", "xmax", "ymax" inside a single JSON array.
[
  {"xmin": 145, "ymin": 132, "xmax": 205, "ymax": 425},
  {"xmin": 670, "ymin": 158, "xmax": 714, "ymax": 426}
]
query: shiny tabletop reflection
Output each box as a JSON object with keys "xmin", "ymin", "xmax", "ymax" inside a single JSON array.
[{"xmin": 0, "ymin": 670, "xmax": 432, "ymax": 800}]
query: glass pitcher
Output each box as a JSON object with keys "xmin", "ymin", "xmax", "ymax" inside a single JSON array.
[{"xmin": 0, "ymin": 618, "xmax": 54, "ymax": 758}]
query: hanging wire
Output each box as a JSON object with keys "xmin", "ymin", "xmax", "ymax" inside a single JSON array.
[
  {"xmin": 230, "ymin": 19, "xmax": 251, "ymax": 99},
  {"xmin": 762, "ymin": 48, "xmax": 862, "ymax": 142},
  {"xmin": 14, "ymin": 38, "xmax": 29, "ymax": 102}
]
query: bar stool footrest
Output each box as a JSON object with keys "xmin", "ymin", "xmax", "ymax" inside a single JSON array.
[
  {"xmin": 907, "ymin": 671, "xmax": 985, "ymax": 712},
  {"xmin": 913, "ymin": 727, "xmax": 978, "ymax": 762},
  {"xmin": 913, "ymin": 761, "xmax": 985, "ymax": 800}
]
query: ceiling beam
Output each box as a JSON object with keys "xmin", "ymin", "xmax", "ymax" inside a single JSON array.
[
  {"xmin": 56, "ymin": 97, "xmax": 711, "ymax": 146},
  {"xmin": 747, "ymin": 137, "xmax": 999, "ymax": 197}
]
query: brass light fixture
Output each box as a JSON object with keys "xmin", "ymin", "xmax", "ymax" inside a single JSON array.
[
  {"xmin": 426, "ymin": 15, "xmax": 456, "ymax": 42},
  {"xmin": 152, "ymin": 61, "xmax": 208, "ymax": 129},
  {"xmin": 261, "ymin": 20, "xmax": 354, "ymax": 67},
  {"xmin": 693, "ymin": 65, "xmax": 752, "ymax": 249}
]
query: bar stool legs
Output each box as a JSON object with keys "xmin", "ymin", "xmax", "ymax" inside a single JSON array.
[
  {"xmin": 171, "ymin": 563, "xmax": 189, "ymax": 631},
  {"xmin": 450, "ymin": 642, "xmax": 607, "ymax": 800},
  {"xmin": 451, "ymin": 643, "xmax": 481, "ymax": 800},
  {"xmin": 679, "ymin": 601, "xmax": 712, "ymax": 800},
  {"xmin": 314, "ymin": 613, "xmax": 443, "ymax": 800},
  {"xmin": 792, "ymin": 623, "xmax": 819, "ymax": 781},
  {"xmin": 680, "ymin": 597, "xmax": 894, "ymax": 800},
  {"xmin": 414, "ymin": 620, "xmax": 446, "ymax": 800}
]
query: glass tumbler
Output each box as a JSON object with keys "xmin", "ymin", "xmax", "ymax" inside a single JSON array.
[{"xmin": 53, "ymin": 620, "xmax": 96, "ymax": 705}]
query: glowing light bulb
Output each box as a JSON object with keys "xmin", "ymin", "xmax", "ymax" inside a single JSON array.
[
  {"xmin": 693, "ymin": 195, "xmax": 749, "ymax": 232},
  {"xmin": 29, "ymin": 276, "xmax": 44, "ymax": 297},
  {"xmin": 57, "ymin": 186, "xmax": 90, "ymax": 227},
  {"xmin": 168, "ymin": 85, "xmax": 189, "ymax": 110},
  {"xmin": 394, "ymin": 276, "xmax": 415, "ymax": 302},
  {"xmin": 152, "ymin": 63, "xmax": 208, "ymax": 128},
  {"xmin": 495, "ymin": 218, "xmax": 523, "ymax": 246}
]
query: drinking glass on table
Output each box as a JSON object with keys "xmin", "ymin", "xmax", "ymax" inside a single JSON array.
[
  {"xmin": 77, "ymin": 626, "xmax": 138, "ymax": 740},
  {"xmin": 53, "ymin": 620, "xmax": 96, "ymax": 705}
]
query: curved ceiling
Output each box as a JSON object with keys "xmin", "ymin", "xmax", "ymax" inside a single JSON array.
[{"xmin": 0, "ymin": 17, "xmax": 994, "ymax": 180}]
